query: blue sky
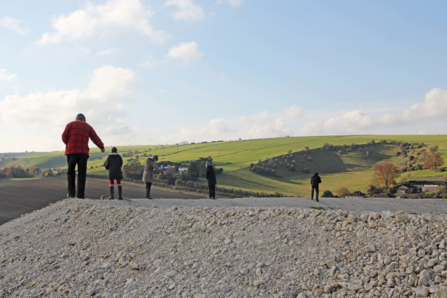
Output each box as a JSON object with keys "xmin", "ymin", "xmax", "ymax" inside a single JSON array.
[{"xmin": 1, "ymin": 0, "xmax": 447, "ymax": 152}]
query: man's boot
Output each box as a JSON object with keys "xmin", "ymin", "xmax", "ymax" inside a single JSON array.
[
  {"xmin": 118, "ymin": 185, "xmax": 123, "ymax": 200},
  {"xmin": 108, "ymin": 185, "xmax": 114, "ymax": 200}
]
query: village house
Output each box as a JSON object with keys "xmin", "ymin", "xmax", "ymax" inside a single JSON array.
[{"xmin": 396, "ymin": 184, "xmax": 420, "ymax": 194}]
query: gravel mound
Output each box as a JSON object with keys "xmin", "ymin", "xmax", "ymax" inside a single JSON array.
[{"xmin": 1, "ymin": 199, "xmax": 447, "ymax": 298}]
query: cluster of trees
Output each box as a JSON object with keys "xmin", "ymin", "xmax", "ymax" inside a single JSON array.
[
  {"xmin": 249, "ymin": 164, "xmax": 281, "ymax": 177},
  {"xmin": 397, "ymin": 145, "xmax": 444, "ymax": 172},
  {"xmin": 123, "ymin": 159, "xmax": 144, "ymax": 180},
  {"xmin": 1, "ymin": 165, "xmax": 31, "ymax": 178}
]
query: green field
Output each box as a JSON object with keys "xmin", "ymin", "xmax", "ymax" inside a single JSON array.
[{"xmin": 1, "ymin": 135, "xmax": 447, "ymax": 195}]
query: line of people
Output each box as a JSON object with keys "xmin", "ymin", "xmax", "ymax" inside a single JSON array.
[{"xmin": 62, "ymin": 113, "xmax": 217, "ymax": 200}]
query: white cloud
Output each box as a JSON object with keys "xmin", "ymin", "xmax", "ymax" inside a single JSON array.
[
  {"xmin": 159, "ymin": 118, "xmax": 233, "ymax": 143},
  {"xmin": 0, "ymin": 17, "xmax": 29, "ymax": 35},
  {"xmin": 239, "ymin": 111, "xmax": 270, "ymax": 123},
  {"xmin": 158, "ymin": 89, "xmax": 167, "ymax": 93},
  {"xmin": 158, "ymin": 106, "xmax": 297, "ymax": 144},
  {"xmin": 0, "ymin": 66, "xmax": 137, "ymax": 141},
  {"xmin": 165, "ymin": 0, "xmax": 204, "ymax": 21},
  {"xmin": 221, "ymin": 73, "xmax": 226, "ymax": 81},
  {"xmin": 0, "ymin": 69, "xmax": 17, "ymax": 82},
  {"xmin": 279, "ymin": 105, "xmax": 302, "ymax": 119},
  {"xmin": 216, "ymin": 0, "xmax": 243, "ymax": 7},
  {"xmin": 402, "ymin": 88, "xmax": 447, "ymax": 121},
  {"xmin": 418, "ymin": 131, "xmax": 427, "ymax": 135},
  {"xmin": 299, "ymin": 88, "xmax": 447, "ymax": 135},
  {"xmin": 246, "ymin": 118, "xmax": 292, "ymax": 139},
  {"xmin": 300, "ymin": 109, "xmax": 376, "ymax": 135},
  {"xmin": 38, "ymin": 0, "xmax": 169, "ymax": 45},
  {"xmin": 167, "ymin": 42, "xmax": 204, "ymax": 63},
  {"xmin": 96, "ymin": 48, "xmax": 121, "ymax": 56},
  {"xmin": 239, "ymin": 105, "xmax": 303, "ymax": 123}
]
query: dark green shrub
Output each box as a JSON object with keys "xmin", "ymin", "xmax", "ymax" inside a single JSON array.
[{"xmin": 322, "ymin": 190, "xmax": 334, "ymax": 197}]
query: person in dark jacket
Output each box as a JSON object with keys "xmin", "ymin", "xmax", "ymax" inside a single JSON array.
[
  {"xmin": 310, "ymin": 172, "xmax": 322, "ymax": 202},
  {"xmin": 104, "ymin": 147, "xmax": 124, "ymax": 200},
  {"xmin": 205, "ymin": 161, "xmax": 217, "ymax": 199},
  {"xmin": 62, "ymin": 113, "xmax": 105, "ymax": 199}
]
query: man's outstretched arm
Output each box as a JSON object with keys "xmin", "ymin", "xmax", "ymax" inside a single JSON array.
[{"xmin": 89, "ymin": 127, "xmax": 105, "ymax": 153}]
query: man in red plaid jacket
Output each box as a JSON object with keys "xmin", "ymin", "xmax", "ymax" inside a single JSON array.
[{"xmin": 62, "ymin": 113, "xmax": 105, "ymax": 198}]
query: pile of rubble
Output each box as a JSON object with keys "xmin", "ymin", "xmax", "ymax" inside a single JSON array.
[{"xmin": 0, "ymin": 199, "xmax": 446, "ymax": 297}]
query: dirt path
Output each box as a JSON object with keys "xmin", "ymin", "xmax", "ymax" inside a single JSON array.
[
  {"xmin": 0, "ymin": 177, "xmax": 203, "ymax": 225},
  {"xmin": 88, "ymin": 196, "xmax": 447, "ymax": 214}
]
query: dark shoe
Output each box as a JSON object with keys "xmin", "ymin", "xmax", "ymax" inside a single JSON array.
[
  {"xmin": 117, "ymin": 185, "xmax": 123, "ymax": 200},
  {"xmin": 316, "ymin": 199, "xmax": 319, "ymax": 202}
]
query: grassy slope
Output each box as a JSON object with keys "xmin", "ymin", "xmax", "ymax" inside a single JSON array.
[{"xmin": 4, "ymin": 135, "xmax": 446, "ymax": 171}]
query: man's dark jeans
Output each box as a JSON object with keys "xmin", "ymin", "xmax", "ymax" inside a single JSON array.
[
  {"xmin": 67, "ymin": 153, "xmax": 88, "ymax": 198},
  {"xmin": 311, "ymin": 186, "xmax": 319, "ymax": 200}
]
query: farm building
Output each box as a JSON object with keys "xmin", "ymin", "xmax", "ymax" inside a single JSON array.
[{"xmin": 396, "ymin": 184, "xmax": 420, "ymax": 194}]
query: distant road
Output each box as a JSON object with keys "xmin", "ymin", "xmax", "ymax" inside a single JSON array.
[{"xmin": 0, "ymin": 177, "xmax": 204, "ymax": 225}]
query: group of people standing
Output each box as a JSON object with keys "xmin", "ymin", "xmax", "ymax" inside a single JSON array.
[
  {"xmin": 62, "ymin": 113, "xmax": 218, "ymax": 200},
  {"xmin": 63, "ymin": 113, "xmax": 320, "ymax": 201}
]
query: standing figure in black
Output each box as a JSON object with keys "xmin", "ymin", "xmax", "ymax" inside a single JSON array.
[
  {"xmin": 205, "ymin": 161, "xmax": 217, "ymax": 199},
  {"xmin": 104, "ymin": 147, "xmax": 124, "ymax": 200},
  {"xmin": 310, "ymin": 172, "xmax": 322, "ymax": 202}
]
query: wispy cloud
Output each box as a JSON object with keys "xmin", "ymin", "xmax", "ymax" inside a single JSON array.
[
  {"xmin": 216, "ymin": 0, "xmax": 243, "ymax": 7},
  {"xmin": 0, "ymin": 17, "xmax": 29, "ymax": 35},
  {"xmin": 0, "ymin": 69, "xmax": 17, "ymax": 82},
  {"xmin": 96, "ymin": 48, "xmax": 122, "ymax": 56},
  {"xmin": 299, "ymin": 88, "xmax": 447, "ymax": 135},
  {"xmin": 165, "ymin": 0, "xmax": 204, "ymax": 21},
  {"xmin": 38, "ymin": 0, "xmax": 169, "ymax": 44},
  {"xmin": 167, "ymin": 41, "xmax": 204, "ymax": 63}
]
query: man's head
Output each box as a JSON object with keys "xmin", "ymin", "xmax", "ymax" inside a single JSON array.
[
  {"xmin": 112, "ymin": 147, "xmax": 118, "ymax": 153},
  {"xmin": 76, "ymin": 113, "xmax": 86, "ymax": 122},
  {"xmin": 153, "ymin": 155, "xmax": 159, "ymax": 162},
  {"xmin": 315, "ymin": 172, "xmax": 318, "ymax": 176}
]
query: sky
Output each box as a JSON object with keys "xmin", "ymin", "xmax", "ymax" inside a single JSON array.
[{"xmin": 1, "ymin": 0, "xmax": 447, "ymax": 152}]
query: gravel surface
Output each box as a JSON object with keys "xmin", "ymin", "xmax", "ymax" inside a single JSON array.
[
  {"xmin": 1, "ymin": 199, "xmax": 447, "ymax": 297},
  {"xmin": 88, "ymin": 197, "xmax": 447, "ymax": 214}
]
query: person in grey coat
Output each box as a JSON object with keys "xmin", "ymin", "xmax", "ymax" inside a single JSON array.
[
  {"xmin": 142, "ymin": 155, "xmax": 159, "ymax": 199},
  {"xmin": 205, "ymin": 161, "xmax": 217, "ymax": 199},
  {"xmin": 104, "ymin": 147, "xmax": 124, "ymax": 200},
  {"xmin": 310, "ymin": 172, "xmax": 322, "ymax": 202}
]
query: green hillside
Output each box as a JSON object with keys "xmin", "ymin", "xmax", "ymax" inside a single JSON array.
[{"xmin": 1, "ymin": 135, "xmax": 447, "ymax": 196}]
